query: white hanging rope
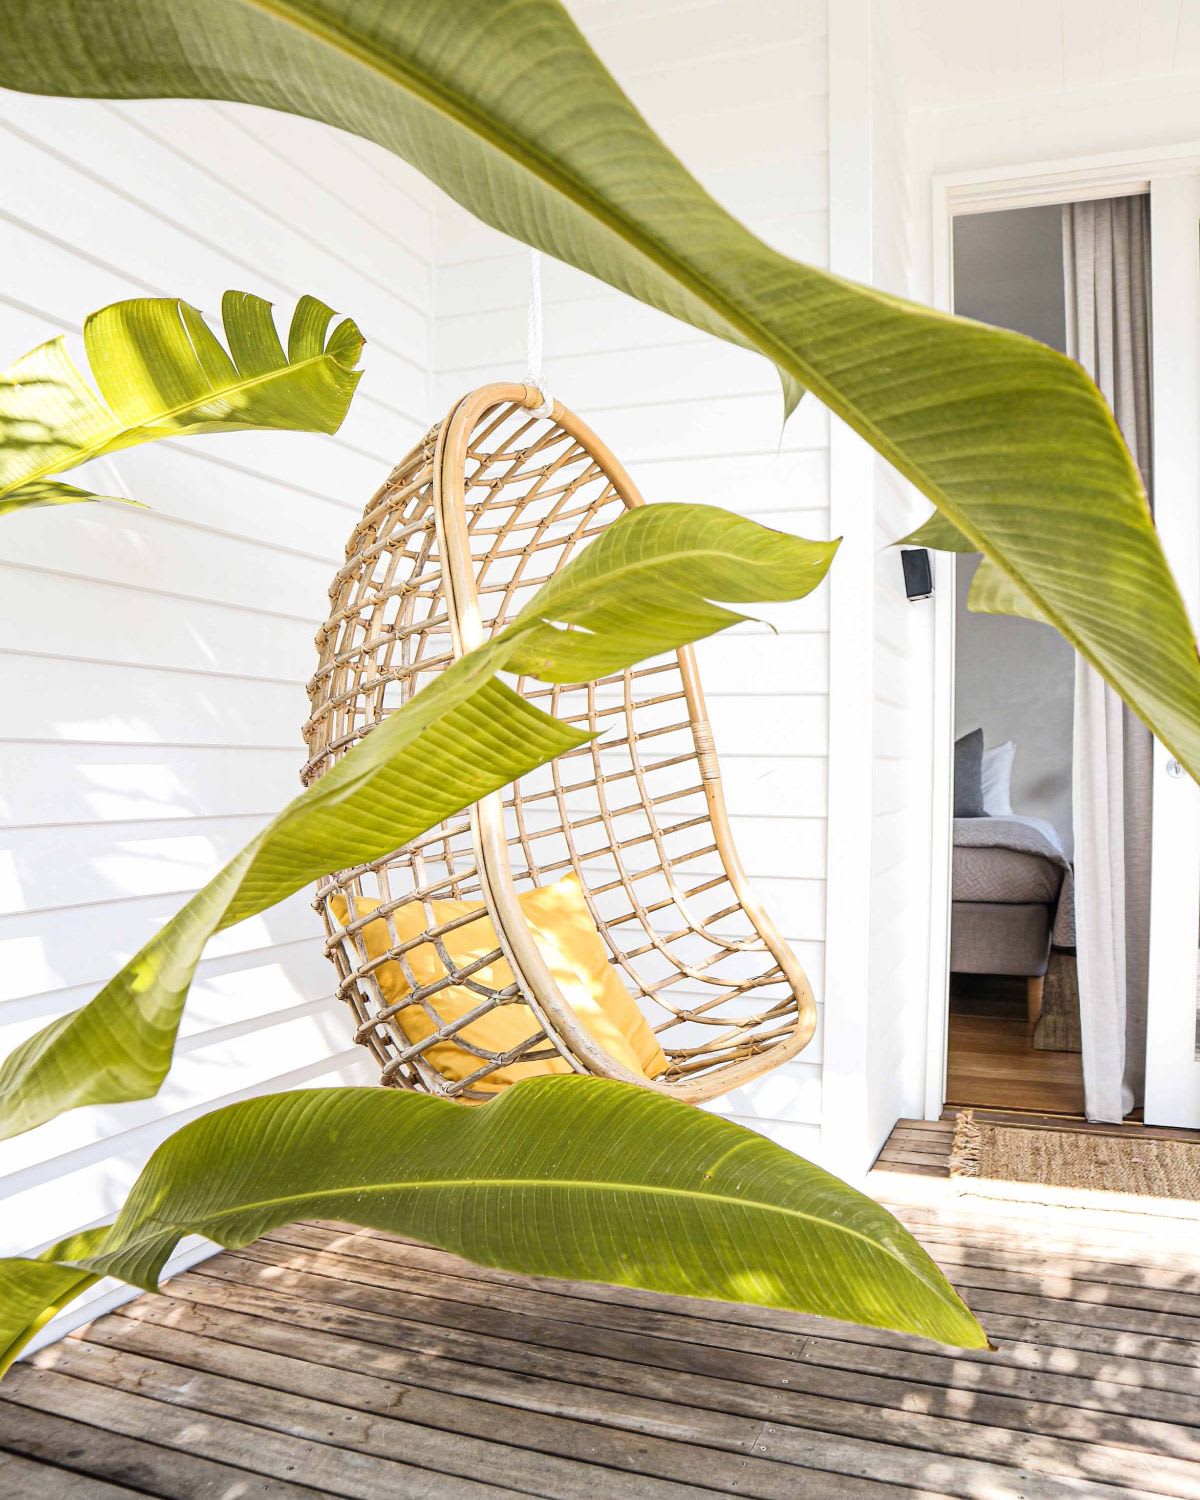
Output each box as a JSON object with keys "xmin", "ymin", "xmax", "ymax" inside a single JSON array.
[{"xmin": 524, "ymin": 248, "xmax": 554, "ymax": 418}]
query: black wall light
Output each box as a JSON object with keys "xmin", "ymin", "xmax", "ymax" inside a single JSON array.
[{"xmin": 901, "ymin": 547, "xmax": 934, "ymax": 601}]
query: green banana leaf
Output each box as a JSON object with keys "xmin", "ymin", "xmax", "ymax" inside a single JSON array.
[
  {"xmin": 0, "ymin": 478, "xmax": 146, "ymax": 519},
  {"xmin": 903, "ymin": 513, "xmax": 975, "ymax": 553},
  {"xmin": 904, "ymin": 511, "xmax": 1049, "ymax": 624},
  {"xmin": 0, "ymin": 504, "xmax": 836, "ymax": 1141},
  {"xmin": 0, "ymin": 290, "xmax": 363, "ymax": 511},
  {"xmin": 3, "ymin": 3, "xmax": 1198, "ymax": 781},
  {"xmin": 0, "ymin": 1079, "xmax": 988, "ymax": 1377},
  {"xmin": 967, "ymin": 558, "xmax": 1048, "ymax": 624}
]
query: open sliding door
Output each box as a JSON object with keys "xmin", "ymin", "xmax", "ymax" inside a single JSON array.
[{"xmin": 1144, "ymin": 173, "xmax": 1200, "ymax": 1128}]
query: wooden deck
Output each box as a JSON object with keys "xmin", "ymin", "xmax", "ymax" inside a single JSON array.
[{"xmin": 3, "ymin": 1139, "xmax": 1200, "ymax": 1498}]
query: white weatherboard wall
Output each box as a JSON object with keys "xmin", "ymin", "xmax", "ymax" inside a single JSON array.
[
  {"xmin": 434, "ymin": 0, "xmax": 832, "ymax": 1158},
  {"xmin": 863, "ymin": 11, "xmax": 931, "ymax": 1160},
  {"xmin": 0, "ymin": 92, "xmax": 435, "ymax": 1345},
  {"xmin": 819, "ymin": 0, "xmax": 930, "ymax": 1175}
]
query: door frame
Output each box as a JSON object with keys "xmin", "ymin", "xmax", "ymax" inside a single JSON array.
[{"xmin": 922, "ymin": 142, "xmax": 1200, "ymax": 1122}]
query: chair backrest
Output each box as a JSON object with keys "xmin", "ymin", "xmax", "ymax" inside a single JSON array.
[{"xmin": 303, "ymin": 384, "xmax": 816, "ymax": 1101}]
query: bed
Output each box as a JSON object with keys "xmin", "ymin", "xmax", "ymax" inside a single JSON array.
[{"xmin": 950, "ymin": 813, "xmax": 1075, "ymax": 1023}]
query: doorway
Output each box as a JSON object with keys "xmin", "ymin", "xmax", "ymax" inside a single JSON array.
[
  {"xmin": 923, "ymin": 158, "xmax": 1200, "ymax": 1132},
  {"xmin": 945, "ymin": 198, "xmax": 1149, "ymax": 1118}
]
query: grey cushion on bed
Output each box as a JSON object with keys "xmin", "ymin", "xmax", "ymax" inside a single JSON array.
[{"xmin": 953, "ymin": 729, "xmax": 986, "ymax": 818}]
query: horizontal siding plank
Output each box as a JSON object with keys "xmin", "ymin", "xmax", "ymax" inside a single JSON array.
[
  {"xmin": 0, "ymin": 887, "xmax": 318, "ymax": 1002},
  {"xmin": 0, "ymin": 654, "xmax": 307, "ymax": 746},
  {"xmin": 0, "ymin": 97, "xmax": 430, "ymax": 358},
  {"xmin": 221, "ymin": 102, "xmax": 436, "ymax": 250},
  {"xmin": 694, "ymin": 631, "xmax": 829, "ymax": 692},
  {"xmin": 442, "ymin": 327, "xmax": 778, "ymax": 405},
  {"xmin": 0, "ymin": 504, "xmax": 336, "ymax": 618},
  {"xmin": 0, "ymin": 566, "xmax": 318, "ymax": 682},
  {"xmin": 0, "ymin": 1027, "xmax": 369, "ymax": 1244},
  {"xmin": 576, "ymin": 393, "xmax": 826, "ymax": 463},
  {"xmin": 0, "ymin": 206, "xmax": 429, "ymax": 429},
  {"xmin": 707, "ymin": 693, "xmax": 828, "ymax": 758},
  {"xmin": 600, "ymin": 39, "xmax": 827, "ymax": 132},
  {"xmin": 0, "ymin": 743, "xmax": 302, "ymax": 829},
  {"xmin": 108, "ymin": 101, "xmax": 434, "ymax": 310},
  {"xmin": 2, "ymin": 813, "xmax": 271, "ymax": 916}
]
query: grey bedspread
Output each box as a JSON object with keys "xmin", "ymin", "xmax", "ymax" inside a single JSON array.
[{"xmin": 953, "ymin": 816, "xmax": 1075, "ymax": 947}]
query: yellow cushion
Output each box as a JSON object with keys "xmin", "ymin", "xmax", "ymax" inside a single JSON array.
[{"xmin": 330, "ymin": 875, "xmax": 667, "ymax": 1092}]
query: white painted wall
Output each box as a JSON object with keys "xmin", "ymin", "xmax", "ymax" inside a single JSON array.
[
  {"xmin": 863, "ymin": 14, "xmax": 931, "ymax": 1158},
  {"xmin": 816, "ymin": 0, "xmax": 934, "ymax": 1174},
  {"xmin": 0, "ymin": 92, "xmax": 436, "ymax": 1346},
  {"xmin": 431, "ymin": 0, "xmax": 833, "ymax": 1158}
]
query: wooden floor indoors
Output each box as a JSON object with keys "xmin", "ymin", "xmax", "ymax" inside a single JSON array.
[
  {"xmin": 947, "ymin": 975, "xmax": 1086, "ymax": 1115},
  {"xmin": 3, "ymin": 1155, "xmax": 1200, "ymax": 1499}
]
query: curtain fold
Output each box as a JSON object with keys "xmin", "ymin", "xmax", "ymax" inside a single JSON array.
[{"xmin": 1063, "ymin": 195, "xmax": 1153, "ymax": 1122}]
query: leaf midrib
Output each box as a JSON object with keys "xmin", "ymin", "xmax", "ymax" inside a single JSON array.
[
  {"xmin": 234, "ymin": 0, "xmax": 1154, "ymax": 726},
  {"xmin": 94, "ymin": 1173, "xmax": 956, "ymax": 1302},
  {"xmin": 507, "ymin": 537, "xmax": 831, "ymax": 634},
  {"xmin": 3, "ymin": 340, "xmax": 348, "ymax": 499}
]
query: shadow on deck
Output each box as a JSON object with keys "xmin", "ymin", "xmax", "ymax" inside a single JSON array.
[{"xmin": 2, "ymin": 1125, "xmax": 1199, "ymax": 1497}]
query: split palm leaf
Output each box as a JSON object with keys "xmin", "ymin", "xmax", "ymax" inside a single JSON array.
[{"xmin": 0, "ymin": 290, "xmax": 363, "ymax": 512}]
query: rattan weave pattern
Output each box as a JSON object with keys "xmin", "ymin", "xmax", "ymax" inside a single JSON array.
[{"xmin": 302, "ymin": 384, "xmax": 817, "ymax": 1102}]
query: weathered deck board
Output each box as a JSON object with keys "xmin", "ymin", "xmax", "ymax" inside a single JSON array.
[
  {"xmin": 3, "ymin": 1123, "xmax": 1200, "ymax": 1498},
  {"xmin": 253, "ymin": 1225, "xmax": 1200, "ymax": 1453},
  {"xmin": 0, "ymin": 1443, "xmax": 148, "ymax": 1499},
  {"xmin": 0, "ymin": 1397, "xmax": 319, "ymax": 1498}
]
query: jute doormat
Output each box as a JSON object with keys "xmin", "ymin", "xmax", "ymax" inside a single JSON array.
[{"xmin": 949, "ymin": 1110, "xmax": 1200, "ymax": 1218}]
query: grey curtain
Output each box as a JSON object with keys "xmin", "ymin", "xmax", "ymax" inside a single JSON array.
[{"xmin": 1062, "ymin": 195, "xmax": 1153, "ymax": 1122}]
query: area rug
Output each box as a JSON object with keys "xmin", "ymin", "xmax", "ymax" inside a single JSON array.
[{"xmin": 949, "ymin": 1110, "xmax": 1200, "ymax": 1218}]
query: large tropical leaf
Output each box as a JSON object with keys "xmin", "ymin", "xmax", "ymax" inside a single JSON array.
[
  {"xmin": 2, "ymin": 3, "xmax": 1198, "ymax": 780},
  {"xmin": 0, "ymin": 290, "xmax": 364, "ymax": 511},
  {"xmin": 0, "ymin": 504, "xmax": 836, "ymax": 1141},
  {"xmin": 904, "ymin": 511, "xmax": 1049, "ymax": 623},
  {"xmin": 0, "ymin": 1079, "xmax": 988, "ymax": 1377}
]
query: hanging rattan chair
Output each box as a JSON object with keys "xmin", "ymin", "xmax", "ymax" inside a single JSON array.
[{"xmin": 302, "ymin": 383, "xmax": 817, "ymax": 1103}]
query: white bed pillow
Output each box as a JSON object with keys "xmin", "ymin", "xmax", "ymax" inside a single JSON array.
[{"xmin": 981, "ymin": 741, "xmax": 1015, "ymax": 816}]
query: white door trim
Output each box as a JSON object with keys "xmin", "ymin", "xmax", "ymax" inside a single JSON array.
[
  {"xmin": 1143, "ymin": 174, "xmax": 1200, "ymax": 1127},
  {"xmin": 921, "ymin": 142, "xmax": 1197, "ymax": 1122},
  {"xmin": 820, "ymin": 0, "xmax": 877, "ymax": 1178}
]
